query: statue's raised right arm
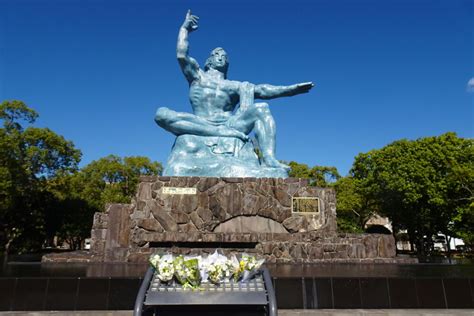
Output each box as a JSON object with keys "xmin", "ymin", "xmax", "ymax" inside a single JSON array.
[{"xmin": 177, "ymin": 10, "xmax": 200, "ymax": 83}]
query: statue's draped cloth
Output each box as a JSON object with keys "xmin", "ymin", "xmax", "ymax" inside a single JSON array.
[{"xmin": 211, "ymin": 82, "xmax": 255, "ymax": 156}]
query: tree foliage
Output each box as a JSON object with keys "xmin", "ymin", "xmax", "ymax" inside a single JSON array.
[
  {"xmin": 288, "ymin": 161, "xmax": 366, "ymax": 232},
  {"xmin": 448, "ymin": 156, "xmax": 474, "ymax": 247},
  {"xmin": 288, "ymin": 161, "xmax": 340, "ymax": 187},
  {"xmin": 43, "ymin": 172, "xmax": 96, "ymax": 250},
  {"xmin": 42, "ymin": 154, "xmax": 162, "ymax": 251},
  {"xmin": 351, "ymin": 132, "xmax": 473, "ymax": 255},
  {"xmin": 333, "ymin": 176, "xmax": 377, "ymax": 233},
  {"xmin": 0, "ymin": 101, "xmax": 82, "ymax": 253},
  {"xmin": 72, "ymin": 155, "xmax": 162, "ymax": 212},
  {"xmin": 452, "ymin": 203, "xmax": 474, "ymax": 247},
  {"xmin": 0, "ymin": 101, "xmax": 163, "ymax": 253}
]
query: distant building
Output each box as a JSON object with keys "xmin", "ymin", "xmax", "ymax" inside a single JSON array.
[{"xmin": 364, "ymin": 214, "xmax": 465, "ymax": 252}]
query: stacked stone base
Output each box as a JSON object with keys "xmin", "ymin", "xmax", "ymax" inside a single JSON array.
[
  {"xmin": 43, "ymin": 176, "xmax": 412, "ymax": 264},
  {"xmin": 44, "ymin": 232, "xmax": 399, "ymax": 264}
]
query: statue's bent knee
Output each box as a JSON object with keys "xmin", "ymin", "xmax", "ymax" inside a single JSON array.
[
  {"xmin": 255, "ymin": 102, "xmax": 269, "ymax": 108},
  {"xmin": 155, "ymin": 107, "xmax": 173, "ymax": 127},
  {"xmin": 254, "ymin": 102, "xmax": 271, "ymax": 115}
]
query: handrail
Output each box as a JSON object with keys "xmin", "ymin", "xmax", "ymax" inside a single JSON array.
[
  {"xmin": 133, "ymin": 267, "xmax": 154, "ymax": 316},
  {"xmin": 262, "ymin": 267, "xmax": 278, "ymax": 316}
]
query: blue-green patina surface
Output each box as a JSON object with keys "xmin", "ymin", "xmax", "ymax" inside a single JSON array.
[{"xmin": 155, "ymin": 11, "xmax": 314, "ymax": 178}]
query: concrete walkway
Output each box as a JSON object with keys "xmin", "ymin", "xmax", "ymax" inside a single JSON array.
[{"xmin": 0, "ymin": 310, "xmax": 473, "ymax": 316}]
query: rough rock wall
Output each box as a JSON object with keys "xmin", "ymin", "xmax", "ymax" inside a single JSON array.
[
  {"xmin": 43, "ymin": 176, "xmax": 404, "ymax": 263},
  {"xmin": 128, "ymin": 176, "xmax": 336, "ymax": 248}
]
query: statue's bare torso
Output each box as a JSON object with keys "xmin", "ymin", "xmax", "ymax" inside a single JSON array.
[{"xmin": 189, "ymin": 72, "xmax": 240, "ymax": 121}]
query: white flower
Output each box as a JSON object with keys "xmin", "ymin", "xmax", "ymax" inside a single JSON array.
[
  {"xmin": 149, "ymin": 254, "xmax": 161, "ymax": 269},
  {"xmin": 202, "ymin": 251, "xmax": 233, "ymax": 284},
  {"xmin": 156, "ymin": 254, "xmax": 175, "ymax": 282},
  {"xmin": 149, "ymin": 254, "xmax": 175, "ymax": 282}
]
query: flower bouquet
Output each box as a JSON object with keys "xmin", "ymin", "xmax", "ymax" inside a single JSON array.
[
  {"xmin": 148, "ymin": 251, "xmax": 264, "ymax": 289},
  {"xmin": 234, "ymin": 253, "xmax": 265, "ymax": 282},
  {"xmin": 200, "ymin": 251, "xmax": 234, "ymax": 284},
  {"xmin": 149, "ymin": 253, "xmax": 174, "ymax": 282},
  {"xmin": 173, "ymin": 255, "xmax": 201, "ymax": 288}
]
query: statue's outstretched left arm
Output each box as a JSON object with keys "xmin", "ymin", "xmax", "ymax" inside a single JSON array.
[{"xmin": 254, "ymin": 82, "xmax": 314, "ymax": 99}]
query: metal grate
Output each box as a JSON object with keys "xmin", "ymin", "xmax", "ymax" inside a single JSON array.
[
  {"xmin": 149, "ymin": 275, "xmax": 266, "ymax": 293},
  {"xmin": 144, "ymin": 272, "xmax": 269, "ymax": 306}
]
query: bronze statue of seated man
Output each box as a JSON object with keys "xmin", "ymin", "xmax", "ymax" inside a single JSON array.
[{"xmin": 155, "ymin": 11, "xmax": 313, "ymax": 177}]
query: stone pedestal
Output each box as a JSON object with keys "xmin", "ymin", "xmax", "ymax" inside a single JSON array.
[{"xmin": 43, "ymin": 176, "xmax": 404, "ymax": 264}]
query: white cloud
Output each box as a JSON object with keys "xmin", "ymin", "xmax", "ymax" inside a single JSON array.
[{"xmin": 467, "ymin": 77, "xmax": 474, "ymax": 92}]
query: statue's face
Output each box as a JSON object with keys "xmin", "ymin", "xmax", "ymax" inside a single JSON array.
[{"xmin": 205, "ymin": 48, "xmax": 229, "ymax": 73}]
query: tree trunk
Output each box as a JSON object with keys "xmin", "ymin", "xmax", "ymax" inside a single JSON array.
[
  {"xmin": 445, "ymin": 235, "xmax": 452, "ymax": 261},
  {"xmin": 5, "ymin": 236, "xmax": 12, "ymax": 255},
  {"xmin": 414, "ymin": 230, "xmax": 426, "ymax": 258},
  {"xmin": 393, "ymin": 231, "xmax": 399, "ymax": 254},
  {"xmin": 408, "ymin": 228, "xmax": 416, "ymax": 253}
]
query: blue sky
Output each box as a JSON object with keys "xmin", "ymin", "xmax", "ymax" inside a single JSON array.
[{"xmin": 1, "ymin": 0, "xmax": 472, "ymax": 175}]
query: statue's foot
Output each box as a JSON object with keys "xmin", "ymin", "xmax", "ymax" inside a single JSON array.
[
  {"xmin": 217, "ymin": 126, "xmax": 249, "ymax": 142},
  {"xmin": 263, "ymin": 157, "xmax": 291, "ymax": 171}
]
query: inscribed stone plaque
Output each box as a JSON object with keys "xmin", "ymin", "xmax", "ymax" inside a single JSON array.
[
  {"xmin": 292, "ymin": 197, "xmax": 319, "ymax": 214},
  {"xmin": 162, "ymin": 187, "xmax": 197, "ymax": 195}
]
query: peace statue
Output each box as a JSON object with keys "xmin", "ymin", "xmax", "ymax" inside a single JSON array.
[{"xmin": 155, "ymin": 10, "xmax": 314, "ymax": 178}]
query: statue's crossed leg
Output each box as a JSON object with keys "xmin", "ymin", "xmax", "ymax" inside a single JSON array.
[{"xmin": 155, "ymin": 102, "xmax": 289, "ymax": 170}]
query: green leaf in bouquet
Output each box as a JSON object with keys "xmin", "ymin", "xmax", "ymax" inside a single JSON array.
[
  {"xmin": 184, "ymin": 258, "xmax": 201, "ymax": 287},
  {"xmin": 173, "ymin": 255, "xmax": 187, "ymax": 285}
]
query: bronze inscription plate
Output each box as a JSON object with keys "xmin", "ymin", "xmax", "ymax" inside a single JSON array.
[{"xmin": 292, "ymin": 197, "xmax": 319, "ymax": 214}]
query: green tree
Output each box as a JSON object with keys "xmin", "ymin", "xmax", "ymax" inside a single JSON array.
[
  {"xmin": 452, "ymin": 203, "xmax": 474, "ymax": 248},
  {"xmin": 288, "ymin": 162, "xmax": 363, "ymax": 232},
  {"xmin": 0, "ymin": 101, "xmax": 81, "ymax": 253},
  {"xmin": 288, "ymin": 161, "xmax": 340, "ymax": 187},
  {"xmin": 73, "ymin": 155, "xmax": 162, "ymax": 212},
  {"xmin": 333, "ymin": 176, "xmax": 377, "ymax": 233},
  {"xmin": 43, "ymin": 172, "xmax": 95, "ymax": 250},
  {"xmin": 43, "ymin": 156, "xmax": 162, "ymax": 250},
  {"xmin": 447, "ymin": 156, "xmax": 474, "ymax": 248},
  {"xmin": 351, "ymin": 132, "xmax": 473, "ymax": 255}
]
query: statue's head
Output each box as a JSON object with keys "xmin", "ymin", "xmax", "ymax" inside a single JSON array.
[{"xmin": 204, "ymin": 47, "xmax": 229, "ymax": 75}]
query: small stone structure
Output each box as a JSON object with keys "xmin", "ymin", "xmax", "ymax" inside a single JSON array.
[{"xmin": 43, "ymin": 176, "xmax": 400, "ymax": 263}]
